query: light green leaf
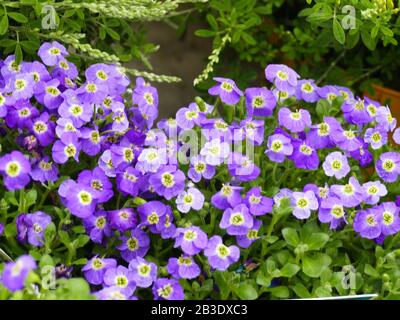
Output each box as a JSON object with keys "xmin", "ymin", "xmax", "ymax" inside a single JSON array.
[
  {"xmin": 333, "ymin": 19, "xmax": 345, "ymax": 44},
  {"xmin": 305, "ymin": 233, "xmax": 329, "ymax": 251},
  {"xmin": 234, "ymin": 282, "xmax": 258, "ymax": 300},
  {"xmin": 282, "ymin": 228, "xmax": 300, "ymax": 247},
  {"xmin": 302, "ymin": 253, "xmax": 332, "ymax": 278}
]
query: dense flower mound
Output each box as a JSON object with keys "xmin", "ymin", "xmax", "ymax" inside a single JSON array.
[{"xmin": 1, "ymin": 42, "xmax": 400, "ymax": 300}]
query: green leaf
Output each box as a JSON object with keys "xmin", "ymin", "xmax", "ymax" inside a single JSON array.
[
  {"xmin": 8, "ymin": 12, "xmax": 28, "ymax": 24},
  {"xmin": 361, "ymin": 30, "xmax": 377, "ymax": 50},
  {"xmin": 0, "ymin": 14, "xmax": 9, "ymax": 35},
  {"xmin": 105, "ymin": 27, "xmax": 120, "ymax": 41},
  {"xmin": 346, "ymin": 31, "xmax": 359, "ymax": 49},
  {"xmin": 291, "ymin": 283, "xmax": 312, "ymax": 298},
  {"xmin": 282, "ymin": 228, "xmax": 300, "ymax": 247},
  {"xmin": 72, "ymin": 258, "xmax": 88, "ymax": 265},
  {"xmin": 234, "ymin": 282, "xmax": 258, "ymax": 300},
  {"xmin": 241, "ymin": 32, "xmax": 257, "ymax": 45},
  {"xmin": 280, "ymin": 263, "xmax": 300, "ymax": 277},
  {"xmin": 25, "ymin": 189, "xmax": 37, "ymax": 209},
  {"xmin": 305, "ymin": 233, "xmax": 329, "ymax": 251},
  {"xmin": 15, "ymin": 43, "xmax": 23, "ymax": 65},
  {"xmin": 44, "ymin": 222, "xmax": 56, "ymax": 244},
  {"xmin": 333, "ymin": 19, "xmax": 345, "ymax": 44},
  {"xmin": 316, "ymin": 99, "xmax": 331, "ymax": 120},
  {"xmin": 269, "ymin": 286, "xmax": 290, "ymax": 298},
  {"xmin": 206, "ymin": 14, "xmax": 218, "ymax": 31},
  {"xmin": 364, "ymin": 264, "xmax": 380, "ymax": 278},
  {"xmin": 213, "ymin": 271, "xmax": 231, "ymax": 299},
  {"xmin": 39, "ymin": 254, "xmax": 54, "ymax": 268},
  {"xmin": 302, "ymin": 253, "xmax": 332, "ymax": 278},
  {"xmin": 195, "ymin": 29, "xmax": 216, "ymax": 38}
]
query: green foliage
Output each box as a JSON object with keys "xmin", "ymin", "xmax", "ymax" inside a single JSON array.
[{"xmin": 191, "ymin": 0, "xmax": 400, "ymax": 92}]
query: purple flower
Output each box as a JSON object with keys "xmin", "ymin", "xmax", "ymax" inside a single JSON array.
[
  {"xmin": 103, "ymin": 265, "xmax": 136, "ymax": 297},
  {"xmin": 265, "ymin": 64, "xmax": 299, "ymax": 91},
  {"xmin": 317, "ymin": 85, "xmax": 340, "ymax": 103},
  {"xmin": 58, "ymin": 90, "xmax": 93, "ymax": 126},
  {"xmin": 80, "ymin": 127, "xmax": 102, "ymax": 156},
  {"xmin": 9, "ymin": 73, "xmax": 35, "ymax": 100},
  {"xmin": 330, "ymin": 127, "xmax": 362, "ymax": 152},
  {"xmin": 116, "ymin": 166, "xmax": 142, "ymax": 197},
  {"xmin": 200, "ymin": 138, "xmax": 230, "ymax": 166},
  {"xmin": 330, "ymin": 177, "xmax": 364, "ymax": 208},
  {"xmin": 117, "ymin": 228, "xmax": 150, "ymax": 262},
  {"xmin": 318, "ymin": 197, "xmax": 346, "ymax": 230},
  {"xmin": 77, "ymin": 167, "xmax": 113, "ymax": 203},
  {"xmin": 239, "ymin": 118, "xmax": 264, "ymax": 146},
  {"xmin": 236, "ymin": 219, "xmax": 262, "ymax": 248},
  {"xmin": 188, "ymin": 155, "xmax": 215, "ymax": 182},
  {"xmin": 376, "ymin": 152, "xmax": 400, "ymax": 183},
  {"xmin": 21, "ymin": 211, "xmax": 52, "ymax": 247},
  {"xmin": 132, "ymin": 78, "xmax": 159, "ymax": 120},
  {"xmin": 128, "ymin": 257, "xmax": 157, "ymax": 288},
  {"xmin": 149, "ymin": 165, "xmax": 185, "ymax": 200},
  {"xmin": 342, "ymin": 98, "xmax": 373, "ymax": 125},
  {"xmin": 204, "ymin": 235, "xmax": 240, "ymax": 271},
  {"xmin": 291, "ymin": 190, "xmax": 319, "ymax": 219},
  {"xmin": 0, "ymin": 223, "xmax": 3, "ymax": 237},
  {"xmin": 34, "ymin": 79, "xmax": 63, "ymax": 110},
  {"xmin": 393, "ymin": 127, "xmax": 400, "ymax": 145},
  {"xmin": 136, "ymin": 148, "xmax": 167, "ymax": 174},
  {"xmin": 220, "ymin": 204, "xmax": 254, "ymax": 235},
  {"xmin": 228, "ymin": 152, "xmax": 260, "ymax": 181},
  {"xmin": 52, "ymin": 133, "xmax": 81, "ymax": 164},
  {"xmin": 266, "ymin": 133, "xmax": 293, "ymax": 163},
  {"xmin": 288, "ymin": 140, "xmax": 319, "ymax": 170},
  {"xmin": 295, "ymin": 79, "xmax": 319, "ymax": 102},
  {"xmin": 349, "ymin": 140, "xmax": 373, "ymax": 167},
  {"xmin": 108, "ymin": 208, "xmax": 137, "ymax": 232},
  {"xmin": 364, "ymin": 126, "xmax": 388, "ymax": 149},
  {"xmin": 377, "ymin": 202, "xmax": 400, "ymax": 236},
  {"xmin": 156, "ymin": 206, "xmax": 177, "ymax": 240},
  {"xmin": 176, "ymin": 104, "xmax": 201, "ymax": 129},
  {"xmin": 176, "ymin": 187, "xmax": 205, "ymax": 213},
  {"xmin": 353, "ymin": 209, "xmax": 381, "ymax": 239},
  {"xmin": 174, "ymin": 226, "xmax": 208, "ymax": 255},
  {"xmin": 137, "ymin": 201, "xmax": 167, "ymax": 233},
  {"xmin": 167, "ymin": 255, "xmax": 201, "ymax": 280},
  {"xmin": 38, "ymin": 41, "xmax": 68, "ymax": 66},
  {"xmin": 376, "ymin": 106, "xmax": 396, "ymax": 132},
  {"xmin": 82, "ymin": 210, "xmax": 112, "ymax": 244},
  {"xmin": 82, "ymin": 256, "xmax": 117, "ymax": 285},
  {"xmin": 0, "ymin": 151, "xmax": 31, "ymax": 191},
  {"xmin": 244, "ymin": 87, "xmax": 276, "ymax": 117},
  {"xmin": 208, "ymin": 77, "xmax": 243, "ymax": 105},
  {"xmin": 30, "ymin": 112, "xmax": 55, "ymax": 146},
  {"xmin": 1, "ymin": 255, "xmax": 36, "ymax": 292},
  {"xmin": 58, "ymin": 179, "xmax": 97, "ymax": 218},
  {"xmin": 322, "ymin": 151, "xmax": 350, "ymax": 179},
  {"xmin": 94, "ymin": 286, "xmax": 131, "ymax": 300},
  {"xmin": 152, "ymin": 278, "xmax": 184, "ymax": 300},
  {"xmin": 278, "ymin": 108, "xmax": 311, "ymax": 133},
  {"xmin": 306, "ymin": 117, "xmax": 340, "ymax": 149},
  {"xmin": 5, "ymin": 102, "xmax": 39, "ymax": 130},
  {"xmin": 244, "ymin": 187, "xmax": 273, "ymax": 216},
  {"xmin": 362, "ymin": 181, "xmax": 387, "ymax": 205},
  {"xmin": 211, "ymin": 184, "xmax": 243, "ymax": 210},
  {"xmin": 274, "ymin": 188, "xmax": 293, "ymax": 207}
]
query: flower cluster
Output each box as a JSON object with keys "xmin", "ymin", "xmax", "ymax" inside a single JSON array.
[{"xmin": 1, "ymin": 43, "xmax": 400, "ymax": 300}]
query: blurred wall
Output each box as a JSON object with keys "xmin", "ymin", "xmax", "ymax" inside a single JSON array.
[{"xmin": 129, "ymin": 22, "xmax": 212, "ymax": 118}]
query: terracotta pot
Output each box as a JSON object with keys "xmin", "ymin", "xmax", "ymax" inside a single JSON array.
[{"xmin": 365, "ymin": 84, "xmax": 400, "ymax": 121}]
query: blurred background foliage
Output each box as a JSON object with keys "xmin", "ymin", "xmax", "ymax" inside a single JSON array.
[{"xmin": 177, "ymin": 0, "xmax": 400, "ymax": 96}]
